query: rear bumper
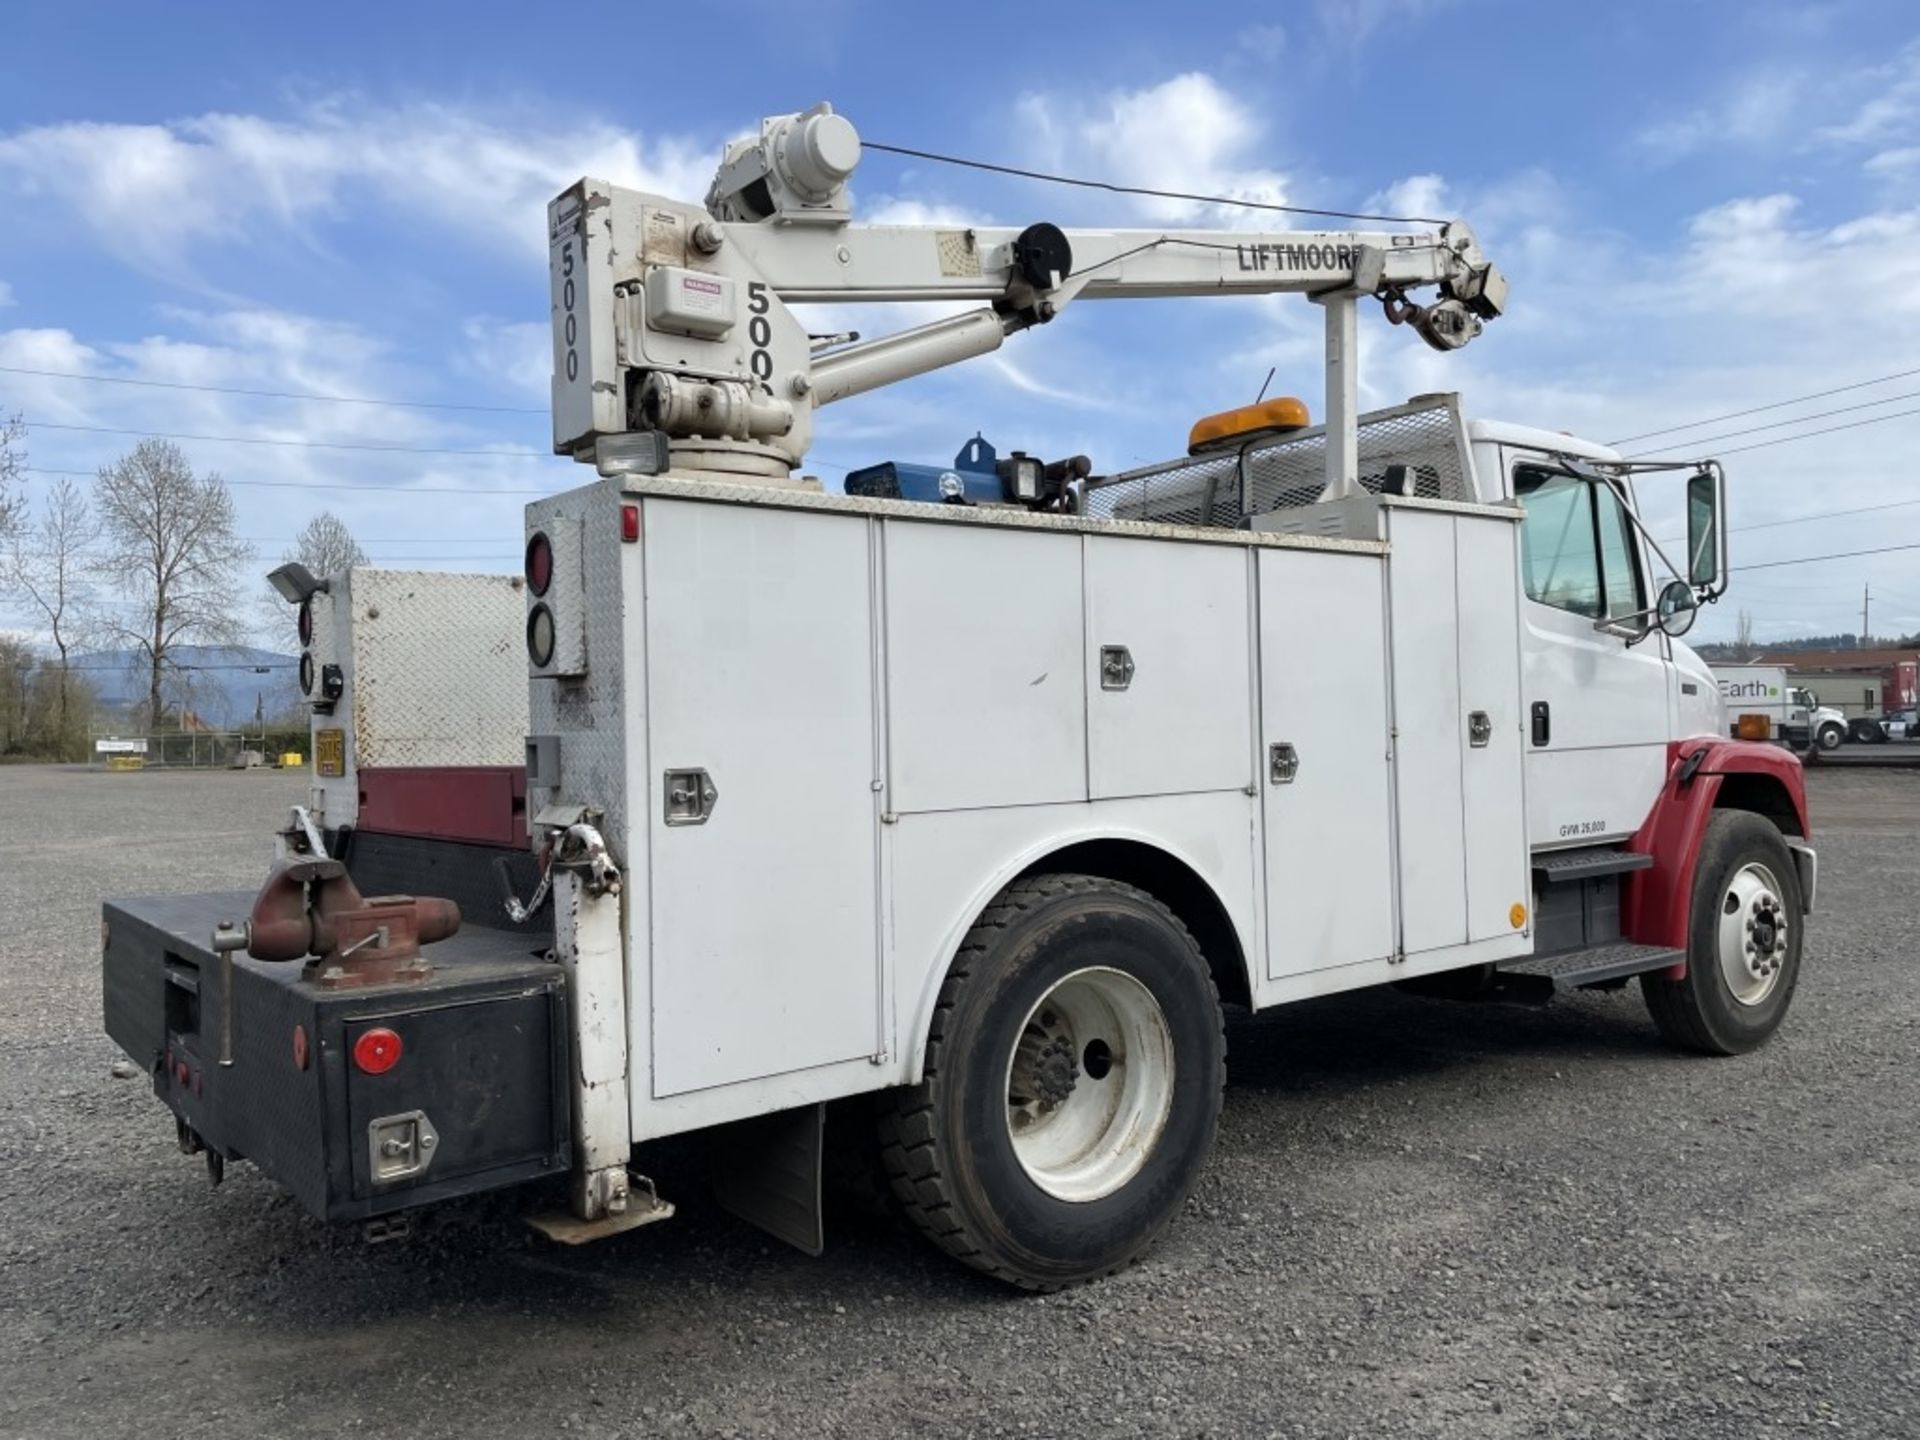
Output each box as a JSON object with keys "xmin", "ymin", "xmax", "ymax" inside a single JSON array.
[{"xmin": 103, "ymin": 890, "xmax": 570, "ymax": 1222}]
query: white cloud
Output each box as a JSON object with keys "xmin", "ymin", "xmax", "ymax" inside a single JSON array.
[
  {"xmin": 0, "ymin": 101, "xmax": 715, "ymax": 277},
  {"xmin": 458, "ymin": 317, "xmax": 551, "ymax": 402},
  {"xmin": 1819, "ymin": 44, "xmax": 1920, "ymax": 145},
  {"xmin": 862, "ymin": 198, "xmax": 982, "ymax": 228},
  {"xmin": 0, "ymin": 280, "xmax": 12, "ymax": 307},
  {"xmin": 1235, "ymin": 24, "xmax": 1287, "ymax": 61},
  {"xmin": 1636, "ymin": 69, "xmax": 1804, "ymax": 160},
  {"xmin": 1013, "ymin": 73, "xmax": 1290, "ymax": 226}
]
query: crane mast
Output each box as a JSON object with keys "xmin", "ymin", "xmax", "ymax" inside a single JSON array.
[{"xmin": 549, "ymin": 102, "xmax": 1507, "ymax": 499}]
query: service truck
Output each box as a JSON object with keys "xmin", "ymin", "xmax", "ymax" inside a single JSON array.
[
  {"xmin": 102, "ymin": 103, "xmax": 1815, "ymax": 1290},
  {"xmin": 1711, "ymin": 664, "xmax": 1848, "ymax": 752}
]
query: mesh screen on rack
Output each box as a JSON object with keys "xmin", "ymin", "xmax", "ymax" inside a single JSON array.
[{"xmin": 1083, "ymin": 399, "xmax": 1472, "ymax": 528}]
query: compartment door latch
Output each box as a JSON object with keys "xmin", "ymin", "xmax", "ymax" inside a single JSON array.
[
  {"xmin": 368, "ymin": 1110, "xmax": 439, "ymax": 1185},
  {"xmin": 1268, "ymin": 742, "xmax": 1300, "ymax": 785},
  {"xmin": 1100, "ymin": 645, "xmax": 1136, "ymax": 691},
  {"xmin": 1468, "ymin": 710, "xmax": 1493, "ymax": 748},
  {"xmin": 664, "ymin": 768, "xmax": 719, "ymax": 826}
]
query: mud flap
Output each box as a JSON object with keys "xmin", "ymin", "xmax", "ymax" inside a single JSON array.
[{"xmin": 709, "ymin": 1102, "xmax": 825, "ymax": 1256}]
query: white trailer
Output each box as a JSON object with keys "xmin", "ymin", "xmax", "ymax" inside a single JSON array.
[{"xmin": 105, "ymin": 104, "xmax": 1816, "ymax": 1291}]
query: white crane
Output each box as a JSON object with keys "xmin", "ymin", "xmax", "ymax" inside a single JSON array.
[{"xmin": 549, "ymin": 103, "xmax": 1507, "ymax": 500}]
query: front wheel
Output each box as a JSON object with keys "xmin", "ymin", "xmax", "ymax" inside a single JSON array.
[
  {"xmin": 877, "ymin": 874, "xmax": 1225, "ymax": 1290},
  {"xmin": 1816, "ymin": 722, "xmax": 1844, "ymax": 752},
  {"xmin": 1641, "ymin": 811, "xmax": 1803, "ymax": 1055}
]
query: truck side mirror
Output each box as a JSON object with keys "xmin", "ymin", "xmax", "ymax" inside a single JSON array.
[
  {"xmin": 1655, "ymin": 578, "xmax": 1698, "ymax": 637},
  {"xmin": 1687, "ymin": 468, "xmax": 1725, "ymax": 593}
]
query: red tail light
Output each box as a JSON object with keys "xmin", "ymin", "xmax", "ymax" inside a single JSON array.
[
  {"xmin": 621, "ymin": 504, "xmax": 640, "ymax": 542},
  {"xmin": 525, "ymin": 532, "xmax": 554, "ymax": 596},
  {"xmin": 353, "ymin": 1027, "xmax": 403, "ymax": 1075}
]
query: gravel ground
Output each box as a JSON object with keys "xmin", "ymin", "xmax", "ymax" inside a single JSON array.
[{"xmin": 2, "ymin": 763, "xmax": 1916, "ymax": 1439}]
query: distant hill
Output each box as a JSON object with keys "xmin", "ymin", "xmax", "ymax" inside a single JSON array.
[{"xmin": 77, "ymin": 645, "xmax": 300, "ymax": 728}]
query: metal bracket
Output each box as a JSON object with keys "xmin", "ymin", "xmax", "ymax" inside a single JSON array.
[
  {"xmin": 664, "ymin": 768, "xmax": 719, "ymax": 826},
  {"xmin": 1100, "ymin": 645, "xmax": 1136, "ymax": 691},
  {"xmin": 1269, "ymin": 742, "xmax": 1299, "ymax": 785},
  {"xmin": 1468, "ymin": 710, "xmax": 1492, "ymax": 748}
]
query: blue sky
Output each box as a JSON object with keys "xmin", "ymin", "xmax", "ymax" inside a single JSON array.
[{"xmin": 4, "ymin": 0, "xmax": 1920, "ymax": 643}]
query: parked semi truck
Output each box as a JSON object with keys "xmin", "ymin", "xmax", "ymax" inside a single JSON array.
[
  {"xmin": 1711, "ymin": 664, "xmax": 1848, "ymax": 751},
  {"xmin": 102, "ymin": 103, "xmax": 1814, "ymax": 1290}
]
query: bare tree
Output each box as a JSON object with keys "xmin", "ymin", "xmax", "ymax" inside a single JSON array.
[
  {"xmin": 1735, "ymin": 608, "xmax": 1755, "ymax": 659},
  {"xmin": 288, "ymin": 510, "xmax": 369, "ymax": 577},
  {"xmin": 0, "ymin": 413, "xmax": 26, "ymax": 539},
  {"xmin": 257, "ymin": 509, "xmax": 369, "ymax": 642},
  {"xmin": 5, "ymin": 475, "xmax": 99, "ymax": 736},
  {"xmin": 92, "ymin": 441, "xmax": 253, "ymax": 727}
]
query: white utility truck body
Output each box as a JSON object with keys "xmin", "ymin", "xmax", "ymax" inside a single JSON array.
[
  {"xmin": 1710, "ymin": 664, "xmax": 1845, "ymax": 752},
  {"xmin": 103, "ymin": 103, "xmax": 1817, "ymax": 1290}
]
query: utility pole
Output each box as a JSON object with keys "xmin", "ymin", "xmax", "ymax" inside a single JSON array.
[{"xmin": 1863, "ymin": 582, "xmax": 1872, "ymax": 646}]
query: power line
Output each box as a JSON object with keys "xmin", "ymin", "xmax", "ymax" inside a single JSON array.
[
  {"xmin": 1736, "ymin": 541, "xmax": 1920, "ymax": 573},
  {"xmin": 1607, "ymin": 365, "xmax": 1920, "ymax": 445},
  {"xmin": 26, "ymin": 466, "xmax": 548, "ymax": 495},
  {"xmin": 863, "ymin": 140, "xmax": 1444, "ymax": 226},
  {"xmin": 1627, "ymin": 405, "xmax": 1920, "ymax": 462},
  {"xmin": 0, "ymin": 364, "xmax": 546, "ymax": 415},
  {"xmin": 23, "ymin": 419, "xmax": 550, "ymax": 459},
  {"xmin": 1624, "ymin": 388, "xmax": 1920, "ymax": 456},
  {"xmin": 1711, "ymin": 405, "xmax": 1920, "ymax": 458}
]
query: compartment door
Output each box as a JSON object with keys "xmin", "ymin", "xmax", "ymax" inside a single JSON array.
[
  {"xmin": 1454, "ymin": 515, "xmax": 1530, "ymax": 942},
  {"xmin": 644, "ymin": 500, "xmax": 880, "ymax": 1098},
  {"xmin": 1258, "ymin": 549, "xmax": 1395, "ymax": 980},
  {"xmin": 1085, "ymin": 537, "xmax": 1252, "ymax": 799},
  {"xmin": 1386, "ymin": 507, "xmax": 1469, "ymax": 954}
]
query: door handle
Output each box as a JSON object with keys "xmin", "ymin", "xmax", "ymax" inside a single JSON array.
[
  {"xmin": 1100, "ymin": 645, "xmax": 1136, "ymax": 691},
  {"xmin": 1530, "ymin": 701, "xmax": 1551, "ymax": 746}
]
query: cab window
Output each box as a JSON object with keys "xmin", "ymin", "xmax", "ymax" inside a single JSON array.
[{"xmin": 1514, "ymin": 466, "xmax": 1645, "ymax": 623}]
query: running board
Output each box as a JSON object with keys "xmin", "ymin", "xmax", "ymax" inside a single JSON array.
[
  {"xmin": 1497, "ymin": 943, "xmax": 1685, "ymax": 991},
  {"xmin": 1531, "ymin": 846, "xmax": 1654, "ymax": 884}
]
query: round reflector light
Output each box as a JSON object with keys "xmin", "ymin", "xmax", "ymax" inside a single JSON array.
[
  {"xmin": 297, "ymin": 597, "xmax": 314, "ymax": 647},
  {"xmin": 299, "ymin": 652, "xmax": 315, "ymax": 695},
  {"xmin": 525, "ymin": 532, "xmax": 554, "ymax": 597},
  {"xmin": 352, "ymin": 1027, "xmax": 403, "ymax": 1075},
  {"xmin": 527, "ymin": 603, "xmax": 556, "ymax": 668}
]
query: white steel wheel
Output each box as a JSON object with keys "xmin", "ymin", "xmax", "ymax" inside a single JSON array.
[
  {"xmin": 1003, "ymin": 965, "xmax": 1176, "ymax": 1203},
  {"xmin": 1717, "ymin": 861, "xmax": 1790, "ymax": 1007}
]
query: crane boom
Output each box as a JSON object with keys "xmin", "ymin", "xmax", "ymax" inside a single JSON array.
[{"xmin": 549, "ymin": 102, "xmax": 1506, "ymax": 499}]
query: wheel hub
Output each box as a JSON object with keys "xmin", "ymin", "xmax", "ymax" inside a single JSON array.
[
  {"xmin": 1718, "ymin": 863, "xmax": 1790, "ymax": 1006},
  {"xmin": 1003, "ymin": 967, "xmax": 1176, "ymax": 1203}
]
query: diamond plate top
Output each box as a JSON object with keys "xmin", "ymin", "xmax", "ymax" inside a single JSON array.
[{"xmin": 347, "ymin": 569, "xmax": 530, "ymax": 769}]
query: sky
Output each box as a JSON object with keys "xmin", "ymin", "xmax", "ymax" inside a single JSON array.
[{"xmin": 4, "ymin": 0, "xmax": 1920, "ymax": 646}]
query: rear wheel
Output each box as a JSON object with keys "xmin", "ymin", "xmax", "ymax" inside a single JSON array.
[
  {"xmin": 877, "ymin": 874, "xmax": 1225, "ymax": 1291},
  {"xmin": 1641, "ymin": 811, "xmax": 1802, "ymax": 1055}
]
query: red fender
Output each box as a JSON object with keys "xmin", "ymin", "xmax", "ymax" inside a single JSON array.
[{"xmin": 1621, "ymin": 739, "xmax": 1810, "ymax": 959}]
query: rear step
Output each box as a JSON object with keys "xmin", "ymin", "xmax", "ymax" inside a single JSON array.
[
  {"xmin": 1497, "ymin": 942, "xmax": 1684, "ymax": 991},
  {"xmin": 1531, "ymin": 846, "xmax": 1654, "ymax": 884}
]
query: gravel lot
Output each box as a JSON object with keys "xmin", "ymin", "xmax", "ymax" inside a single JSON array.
[{"xmin": 2, "ymin": 763, "xmax": 1916, "ymax": 1439}]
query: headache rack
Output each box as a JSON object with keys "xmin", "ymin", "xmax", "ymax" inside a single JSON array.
[{"xmin": 1082, "ymin": 393, "xmax": 1477, "ymax": 531}]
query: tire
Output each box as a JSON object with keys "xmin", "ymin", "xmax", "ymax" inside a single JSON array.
[
  {"xmin": 877, "ymin": 874, "xmax": 1225, "ymax": 1291},
  {"xmin": 1641, "ymin": 810, "xmax": 1803, "ymax": 1056},
  {"xmin": 1849, "ymin": 717, "xmax": 1882, "ymax": 744},
  {"xmin": 1816, "ymin": 723, "xmax": 1844, "ymax": 752}
]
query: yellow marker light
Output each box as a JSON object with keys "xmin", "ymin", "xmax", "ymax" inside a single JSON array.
[
  {"xmin": 1187, "ymin": 396, "xmax": 1312, "ymax": 455},
  {"xmin": 1509, "ymin": 902, "xmax": 1528, "ymax": 930}
]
